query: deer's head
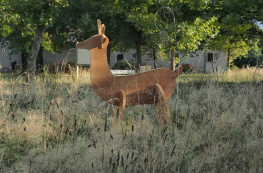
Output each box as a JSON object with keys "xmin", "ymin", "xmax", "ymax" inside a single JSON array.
[{"xmin": 77, "ymin": 19, "xmax": 108, "ymax": 50}]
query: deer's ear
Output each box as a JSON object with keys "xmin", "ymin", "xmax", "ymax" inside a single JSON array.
[
  {"xmin": 97, "ymin": 19, "xmax": 102, "ymax": 35},
  {"xmin": 101, "ymin": 24, "xmax": 105, "ymax": 35},
  {"xmin": 97, "ymin": 19, "xmax": 106, "ymax": 49}
]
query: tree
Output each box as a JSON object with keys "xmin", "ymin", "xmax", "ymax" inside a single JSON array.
[
  {"xmin": 50, "ymin": 0, "xmax": 263, "ymax": 70},
  {"xmin": 1, "ymin": 0, "xmax": 68, "ymax": 82},
  {"xmin": 100, "ymin": 0, "xmax": 220, "ymax": 70},
  {"xmin": 96, "ymin": 0, "xmax": 156, "ymax": 66},
  {"xmin": 208, "ymin": 16, "xmax": 252, "ymax": 69},
  {"xmin": 1, "ymin": 2, "xmax": 30, "ymax": 70},
  {"xmin": 46, "ymin": 0, "xmax": 133, "ymax": 66},
  {"xmin": 206, "ymin": 0, "xmax": 263, "ymax": 70},
  {"xmin": 234, "ymin": 40, "xmax": 263, "ymax": 68},
  {"xmin": 3, "ymin": 0, "xmax": 263, "ymax": 76}
]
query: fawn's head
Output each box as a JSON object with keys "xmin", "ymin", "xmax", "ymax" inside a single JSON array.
[{"xmin": 77, "ymin": 19, "xmax": 108, "ymax": 50}]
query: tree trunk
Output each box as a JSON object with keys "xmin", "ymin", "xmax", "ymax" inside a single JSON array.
[
  {"xmin": 227, "ymin": 47, "xmax": 231, "ymax": 71},
  {"xmin": 153, "ymin": 48, "xmax": 157, "ymax": 69},
  {"xmin": 136, "ymin": 30, "xmax": 142, "ymax": 66},
  {"xmin": 37, "ymin": 46, "xmax": 44, "ymax": 73},
  {"xmin": 136, "ymin": 43, "xmax": 142, "ymax": 66},
  {"xmin": 171, "ymin": 47, "xmax": 176, "ymax": 71},
  {"xmin": 27, "ymin": 26, "xmax": 45, "ymax": 82},
  {"xmin": 21, "ymin": 50, "xmax": 28, "ymax": 72},
  {"xmin": 107, "ymin": 43, "xmax": 111, "ymax": 67}
]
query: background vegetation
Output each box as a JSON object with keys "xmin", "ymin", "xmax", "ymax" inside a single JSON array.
[{"xmin": 1, "ymin": 0, "xmax": 263, "ymax": 80}]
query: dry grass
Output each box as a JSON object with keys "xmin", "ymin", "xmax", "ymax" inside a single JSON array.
[
  {"xmin": 224, "ymin": 67, "xmax": 263, "ymax": 82},
  {"xmin": 0, "ymin": 67, "xmax": 263, "ymax": 172}
]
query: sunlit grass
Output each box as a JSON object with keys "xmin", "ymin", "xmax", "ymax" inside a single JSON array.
[{"xmin": 179, "ymin": 67, "xmax": 263, "ymax": 83}]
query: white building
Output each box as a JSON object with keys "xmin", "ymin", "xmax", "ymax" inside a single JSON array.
[
  {"xmin": 109, "ymin": 49, "xmax": 227, "ymax": 73},
  {"xmin": 0, "ymin": 42, "xmax": 22, "ymax": 72},
  {"xmin": 1, "ymin": 40, "xmax": 227, "ymax": 73}
]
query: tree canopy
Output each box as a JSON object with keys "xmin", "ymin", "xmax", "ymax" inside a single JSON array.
[
  {"xmin": 1, "ymin": 0, "xmax": 263, "ymax": 79},
  {"xmin": 1, "ymin": 0, "xmax": 69, "ymax": 81}
]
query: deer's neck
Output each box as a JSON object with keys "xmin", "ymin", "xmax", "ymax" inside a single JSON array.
[{"xmin": 90, "ymin": 48, "xmax": 113, "ymax": 83}]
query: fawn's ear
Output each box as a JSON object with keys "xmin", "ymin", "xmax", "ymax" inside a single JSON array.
[
  {"xmin": 97, "ymin": 19, "xmax": 102, "ymax": 35},
  {"xmin": 101, "ymin": 24, "xmax": 105, "ymax": 35},
  {"xmin": 97, "ymin": 19, "xmax": 106, "ymax": 49},
  {"xmin": 97, "ymin": 19, "xmax": 106, "ymax": 35}
]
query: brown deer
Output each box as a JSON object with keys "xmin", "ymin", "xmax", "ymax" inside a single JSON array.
[{"xmin": 77, "ymin": 19, "xmax": 183, "ymax": 125}]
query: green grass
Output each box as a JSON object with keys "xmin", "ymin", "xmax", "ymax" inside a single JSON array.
[{"xmin": 0, "ymin": 67, "xmax": 263, "ymax": 172}]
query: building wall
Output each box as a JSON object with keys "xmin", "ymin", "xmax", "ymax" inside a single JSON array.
[
  {"xmin": 43, "ymin": 48, "xmax": 76, "ymax": 66},
  {"xmin": 109, "ymin": 50, "xmax": 227, "ymax": 73},
  {"xmin": 204, "ymin": 50, "xmax": 227, "ymax": 73},
  {"xmin": 109, "ymin": 50, "xmax": 172, "ymax": 69},
  {"xmin": 0, "ymin": 38, "xmax": 228, "ymax": 74},
  {"xmin": 0, "ymin": 42, "xmax": 22, "ymax": 72},
  {"xmin": 179, "ymin": 51, "xmax": 206, "ymax": 72}
]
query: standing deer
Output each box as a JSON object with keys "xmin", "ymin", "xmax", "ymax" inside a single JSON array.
[{"xmin": 77, "ymin": 19, "xmax": 183, "ymax": 125}]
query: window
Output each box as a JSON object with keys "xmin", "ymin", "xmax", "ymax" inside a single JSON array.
[
  {"xmin": 117, "ymin": 54, "xmax": 124, "ymax": 62},
  {"xmin": 208, "ymin": 52, "xmax": 218, "ymax": 62}
]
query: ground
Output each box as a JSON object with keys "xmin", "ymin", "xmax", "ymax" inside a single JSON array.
[{"xmin": 0, "ymin": 67, "xmax": 263, "ymax": 172}]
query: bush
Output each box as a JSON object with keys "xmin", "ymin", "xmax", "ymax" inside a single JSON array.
[
  {"xmin": 234, "ymin": 49, "xmax": 263, "ymax": 68},
  {"xmin": 113, "ymin": 60, "xmax": 131, "ymax": 70},
  {"xmin": 113, "ymin": 60, "xmax": 144, "ymax": 70},
  {"xmin": 182, "ymin": 64, "xmax": 195, "ymax": 73}
]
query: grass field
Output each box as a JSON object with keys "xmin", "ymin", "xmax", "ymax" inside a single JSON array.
[{"xmin": 0, "ymin": 67, "xmax": 263, "ymax": 172}]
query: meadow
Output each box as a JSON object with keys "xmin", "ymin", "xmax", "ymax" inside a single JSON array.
[{"xmin": 0, "ymin": 67, "xmax": 263, "ymax": 172}]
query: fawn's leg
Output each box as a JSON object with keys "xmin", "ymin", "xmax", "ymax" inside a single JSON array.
[
  {"xmin": 114, "ymin": 90, "xmax": 126, "ymax": 121},
  {"xmin": 118, "ymin": 90, "xmax": 126, "ymax": 120},
  {"xmin": 154, "ymin": 84, "xmax": 171, "ymax": 126}
]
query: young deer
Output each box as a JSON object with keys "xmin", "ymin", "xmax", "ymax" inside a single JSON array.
[{"xmin": 77, "ymin": 19, "xmax": 183, "ymax": 125}]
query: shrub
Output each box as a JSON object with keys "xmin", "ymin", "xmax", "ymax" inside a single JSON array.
[
  {"xmin": 113, "ymin": 60, "xmax": 142, "ymax": 70},
  {"xmin": 182, "ymin": 64, "xmax": 195, "ymax": 73}
]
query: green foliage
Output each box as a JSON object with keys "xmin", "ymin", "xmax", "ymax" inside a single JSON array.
[
  {"xmin": 8, "ymin": 0, "xmax": 69, "ymax": 26},
  {"xmin": 176, "ymin": 16, "xmax": 220, "ymax": 52},
  {"xmin": 100, "ymin": 0, "xmax": 223, "ymax": 66},
  {"xmin": 234, "ymin": 52, "xmax": 262, "ymax": 68},
  {"xmin": 113, "ymin": 60, "xmax": 134, "ymax": 70},
  {"xmin": 182, "ymin": 64, "xmax": 194, "ymax": 73},
  {"xmin": 0, "ymin": 0, "xmax": 69, "ymax": 81},
  {"xmin": 1, "ymin": 0, "xmax": 68, "ymax": 53},
  {"xmin": 205, "ymin": 0, "xmax": 263, "ymax": 68},
  {"xmin": 234, "ymin": 40, "xmax": 263, "ymax": 67},
  {"xmin": 1, "ymin": 0, "xmax": 263, "ymax": 78},
  {"xmin": 208, "ymin": 17, "xmax": 252, "ymax": 60}
]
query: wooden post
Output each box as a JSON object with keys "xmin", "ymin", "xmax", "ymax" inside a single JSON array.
[{"xmin": 227, "ymin": 47, "xmax": 231, "ymax": 71}]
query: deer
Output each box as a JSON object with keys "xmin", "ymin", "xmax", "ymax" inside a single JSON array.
[{"xmin": 77, "ymin": 19, "xmax": 183, "ymax": 126}]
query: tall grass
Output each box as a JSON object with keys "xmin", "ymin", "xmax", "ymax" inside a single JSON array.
[{"xmin": 0, "ymin": 67, "xmax": 262, "ymax": 172}]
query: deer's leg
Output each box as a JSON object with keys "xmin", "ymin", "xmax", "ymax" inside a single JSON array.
[
  {"xmin": 154, "ymin": 84, "xmax": 171, "ymax": 126},
  {"xmin": 114, "ymin": 90, "xmax": 126, "ymax": 121},
  {"xmin": 119, "ymin": 90, "xmax": 126, "ymax": 120},
  {"xmin": 114, "ymin": 106, "xmax": 119, "ymax": 119}
]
